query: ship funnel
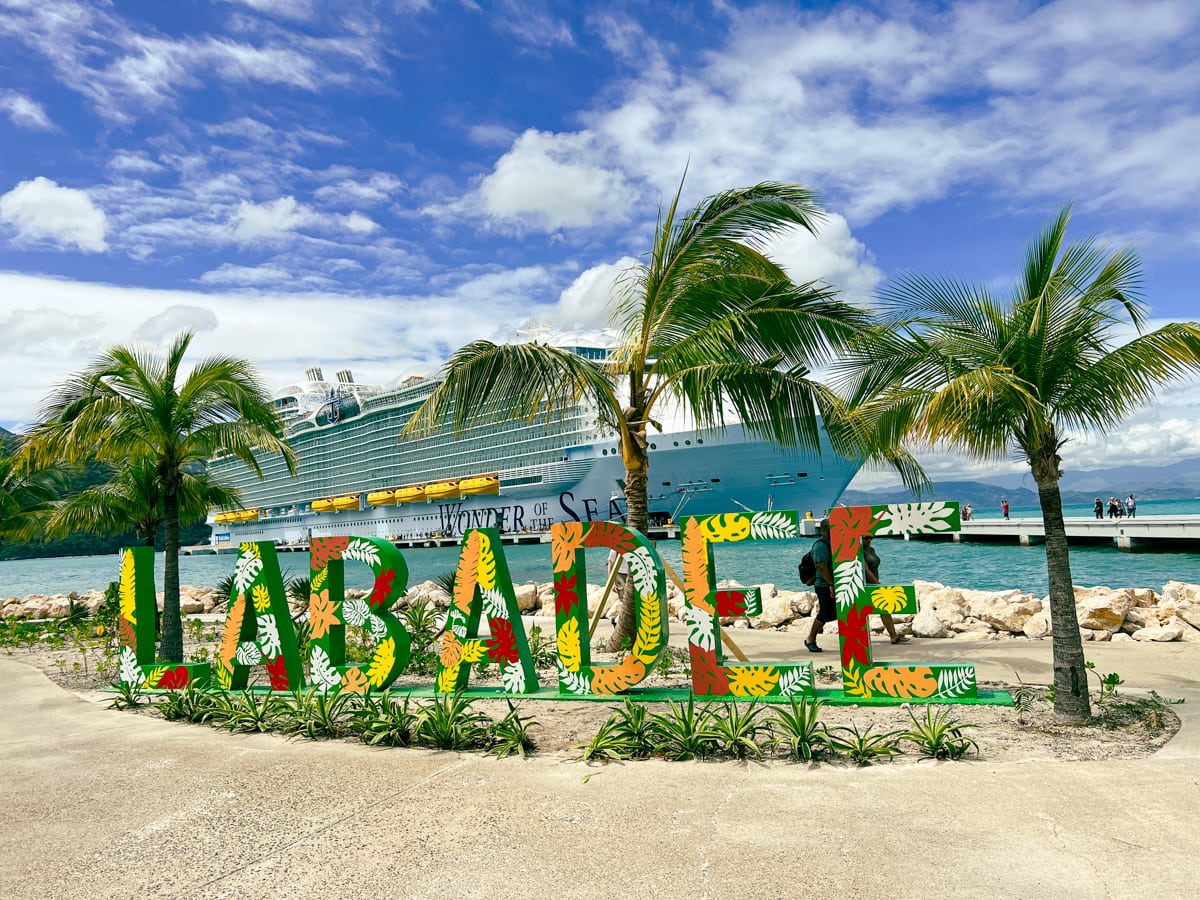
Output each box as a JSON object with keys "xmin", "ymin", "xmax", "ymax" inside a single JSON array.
[
  {"xmin": 335, "ymin": 369, "xmax": 354, "ymax": 384},
  {"xmin": 305, "ymin": 367, "xmax": 324, "ymax": 382}
]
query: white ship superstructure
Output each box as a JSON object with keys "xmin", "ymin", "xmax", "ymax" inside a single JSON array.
[{"xmin": 207, "ymin": 342, "xmax": 861, "ymax": 547}]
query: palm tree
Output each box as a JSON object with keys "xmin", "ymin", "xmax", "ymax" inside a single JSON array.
[
  {"xmin": 405, "ymin": 180, "xmax": 918, "ymax": 649},
  {"xmin": 836, "ymin": 206, "xmax": 1200, "ymax": 723},
  {"xmin": 25, "ymin": 332, "xmax": 297, "ymax": 661},
  {"xmin": 46, "ymin": 455, "xmax": 242, "ymax": 547},
  {"xmin": 0, "ymin": 441, "xmax": 68, "ymax": 543}
]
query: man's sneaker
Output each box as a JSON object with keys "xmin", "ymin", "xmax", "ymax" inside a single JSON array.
[{"xmin": 805, "ymin": 641, "xmax": 822, "ymax": 653}]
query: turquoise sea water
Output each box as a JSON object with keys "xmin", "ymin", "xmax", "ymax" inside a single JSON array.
[{"xmin": 3, "ymin": 499, "xmax": 1198, "ymax": 599}]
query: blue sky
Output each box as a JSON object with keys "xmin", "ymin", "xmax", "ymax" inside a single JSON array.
[{"xmin": 2, "ymin": 0, "xmax": 1198, "ymax": 486}]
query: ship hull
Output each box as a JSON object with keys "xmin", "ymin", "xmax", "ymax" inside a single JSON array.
[{"xmin": 209, "ymin": 423, "xmax": 860, "ymax": 548}]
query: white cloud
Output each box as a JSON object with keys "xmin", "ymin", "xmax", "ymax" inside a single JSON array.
[
  {"xmin": 199, "ymin": 263, "xmax": 295, "ymax": 287},
  {"xmin": 0, "ymin": 91, "xmax": 53, "ymax": 130},
  {"xmin": 313, "ymin": 173, "xmax": 402, "ymax": 206},
  {"xmin": 553, "ymin": 257, "xmax": 637, "ymax": 329},
  {"xmin": 341, "ymin": 211, "xmax": 379, "ymax": 235},
  {"xmin": 231, "ymin": 196, "xmax": 316, "ymax": 242},
  {"xmin": 764, "ymin": 214, "xmax": 884, "ymax": 302},
  {"xmin": 0, "ymin": 177, "xmax": 108, "ymax": 252},
  {"xmin": 220, "ymin": 0, "xmax": 316, "ymax": 21},
  {"xmin": 134, "ymin": 305, "xmax": 220, "ymax": 342},
  {"xmin": 470, "ymin": 129, "xmax": 635, "ymax": 231}
]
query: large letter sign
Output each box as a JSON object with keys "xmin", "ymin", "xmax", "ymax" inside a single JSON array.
[
  {"xmin": 680, "ymin": 511, "xmax": 815, "ymax": 698},
  {"xmin": 552, "ymin": 520, "xmax": 668, "ymax": 695},
  {"xmin": 214, "ymin": 542, "xmax": 304, "ymax": 691},
  {"xmin": 308, "ymin": 536, "xmax": 412, "ymax": 694},
  {"xmin": 115, "ymin": 504, "xmax": 993, "ymax": 706},
  {"xmin": 116, "ymin": 546, "xmax": 210, "ymax": 689},
  {"xmin": 437, "ymin": 527, "xmax": 537, "ymax": 694},
  {"xmin": 830, "ymin": 503, "xmax": 978, "ymax": 700}
]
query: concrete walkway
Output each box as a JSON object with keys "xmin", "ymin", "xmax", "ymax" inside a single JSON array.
[{"xmin": 2, "ymin": 639, "xmax": 1200, "ymax": 899}]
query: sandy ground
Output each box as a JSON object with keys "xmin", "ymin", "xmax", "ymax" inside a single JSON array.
[{"xmin": 7, "ymin": 613, "xmax": 1180, "ymax": 764}]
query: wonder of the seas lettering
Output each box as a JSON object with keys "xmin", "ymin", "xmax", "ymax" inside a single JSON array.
[{"xmin": 117, "ymin": 504, "xmax": 985, "ymax": 705}]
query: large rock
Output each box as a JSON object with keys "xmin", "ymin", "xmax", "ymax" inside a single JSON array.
[
  {"xmin": 751, "ymin": 595, "xmax": 800, "ymax": 629},
  {"xmin": 514, "ymin": 581, "xmax": 540, "ymax": 613},
  {"xmin": 1023, "ymin": 609, "xmax": 1052, "ymax": 639},
  {"xmin": 910, "ymin": 609, "xmax": 949, "ymax": 638},
  {"xmin": 914, "ymin": 581, "xmax": 969, "ymax": 625},
  {"xmin": 972, "ymin": 595, "xmax": 1043, "ymax": 633},
  {"xmin": 1175, "ymin": 603, "xmax": 1200, "ymax": 632},
  {"xmin": 1129, "ymin": 588, "xmax": 1159, "ymax": 608},
  {"xmin": 1132, "ymin": 622, "xmax": 1184, "ymax": 642},
  {"xmin": 1074, "ymin": 587, "xmax": 1136, "ymax": 633},
  {"xmin": 1167, "ymin": 616, "xmax": 1200, "ymax": 643},
  {"xmin": 1161, "ymin": 582, "xmax": 1200, "ymax": 607}
]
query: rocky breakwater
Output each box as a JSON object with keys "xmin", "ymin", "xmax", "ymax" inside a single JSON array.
[{"xmin": 7, "ymin": 579, "xmax": 1200, "ymax": 646}]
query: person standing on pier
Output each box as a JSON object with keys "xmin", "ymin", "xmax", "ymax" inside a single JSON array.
[
  {"xmin": 1094, "ymin": 497, "xmax": 1104, "ymax": 519},
  {"xmin": 1126, "ymin": 494, "xmax": 1136, "ymax": 518},
  {"xmin": 1001, "ymin": 498, "xmax": 1010, "ymax": 519}
]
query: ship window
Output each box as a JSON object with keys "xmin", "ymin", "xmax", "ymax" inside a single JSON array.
[
  {"xmin": 685, "ymin": 440, "xmax": 691, "ymax": 445},
  {"xmin": 797, "ymin": 472, "xmax": 808, "ymax": 478},
  {"xmin": 673, "ymin": 441, "xmax": 679, "ymax": 446},
  {"xmin": 662, "ymin": 481, "xmax": 671, "ymax": 486},
  {"xmin": 650, "ymin": 443, "xmax": 657, "ymax": 449},
  {"xmin": 711, "ymin": 478, "xmax": 720, "ymax": 483},
  {"xmin": 697, "ymin": 438, "xmax": 703, "ymax": 444}
]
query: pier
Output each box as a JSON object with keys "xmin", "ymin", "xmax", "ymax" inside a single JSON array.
[{"xmin": 903, "ymin": 515, "xmax": 1200, "ymax": 552}]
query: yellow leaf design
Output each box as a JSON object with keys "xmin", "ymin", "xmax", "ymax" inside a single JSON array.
[
  {"xmin": 436, "ymin": 666, "xmax": 459, "ymax": 692},
  {"xmin": 591, "ymin": 657, "xmax": 646, "ymax": 694},
  {"xmin": 557, "ymin": 617, "xmax": 581, "ymax": 671},
  {"xmin": 144, "ymin": 666, "xmax": 167, "ymax": 688},
  {"xmin": 251, "ymin": 583, "xmax": 272, "ymax": 613},
  {"xmin": 701, "ymin": 513, "xmax": 751, "ymax": 544},
  {"xmin": 460, "ymin": 640, "xmax": 486, "ymax": 664},
  {"xmin": 215, "ymin": 663, "xmax": 233, "ymax": 691},
  {"xmin": 842, "ymin": 660, "xmax": 868, "ymax": 698},
  {"xmin": 726, "ymin": 665, "xmax": 780, "ymax": 696},
  {"xmin": 477, "ymin": 532, "xmax": 496, "ymax": 590},
  {"xmin": 366, "ymin": 637, "xmax": 396, "ymax": 687},
  {"xmin": 551, "ymin": 521, "xmax": 586, "ymax": 574},
  {"xmin": 863, "ymin": 666, "xmax": 938, "ymax": 699},
  {"xmin": 239, "ymin": 542, "xmax": 260, "ymax": 558},
  {"xmin": 311, "ymin": 567, "xmax": 327, "ymax": 591},
  {"xmin": 631, "ymin": 591, "xmax": 662, "ymax": 664},
  {"xmin": 681, "ymin": 521, "xmax": 712, "ymax": 611},
  {"xmin": 870, "ymin": 585, "xmax": 907, "ymax": 615},
  {"xmin": 118, "ymin": 550, "xmax": 137, "ymax": 626}
]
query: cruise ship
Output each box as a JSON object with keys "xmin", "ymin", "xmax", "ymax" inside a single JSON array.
[{"xmin": 206, "ymin": 340, "xmax": 862, "ymax": 547}]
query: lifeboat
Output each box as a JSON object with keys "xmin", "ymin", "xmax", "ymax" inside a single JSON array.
[
  {"xmin": 459, "ymin": 473, "xmax": 500, "ymax": 496},
  {"xmin": 213, "ymin": 512, "xmax": 234, "ymax": 524},
  {"xmin": 424, "ymin": 479, "xmax": 460, "ymax": 500},
  {"xmin": 395, "ymin": 484, "xmax": 427, "ymax": 503},
  {"xmin": 234, "ymin": 509, "xmax": 260, "ymax": 522},
  {"xmin": 311, "ymin": 498, "xmax": 335, "ymax": 513},
  {"xmin": 366, "ymin": 489, "xmax": 397, "ymax": 506},
  {"xmin": 331, "ymin": 495, "xmax": 360, "ymax": 511}
]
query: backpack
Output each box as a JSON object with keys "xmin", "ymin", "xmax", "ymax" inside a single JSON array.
[{"xmin": 798, "ymin": 536, "xmax": 829, "ymax": 586}]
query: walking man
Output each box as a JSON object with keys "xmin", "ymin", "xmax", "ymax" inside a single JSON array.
[
  {"xmin": 1126, "ymin": 494, "xmax": 1136, "ymax": 518},
  {"xmin": 1001, "ymin": 498, "xmax": 1010, "ymax": 520},
  {"xmin": 804, "ymin": 519, "xmax": 835, "ymax": 653}
]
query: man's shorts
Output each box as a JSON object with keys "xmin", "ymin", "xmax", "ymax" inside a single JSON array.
[{"xmin": 814, "ymin": 584, "xmax": 836, "ymax": 623}]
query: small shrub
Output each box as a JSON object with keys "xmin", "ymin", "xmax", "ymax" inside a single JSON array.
[
  {"xmin": 487, "ymin": 701, "xmax": 539, "ymax": 757},
  {"xmin": 414, "ymin": 692, "xmax": 491, "ymax": 750},
  {"xmin": 526, "ymin": 625, "xmax": 557, "ymax": 670},
  {"xmin": 828, "ymin": 722, "xmax": 903, "ymax": 766},
  {"xmin": 902, "ymin": 706, "xmax": 978, "ymax": 760},
  {"xmin": 280, "ymin": 687, "xmax": 357, "ymax": 739},
  {"xmin": 649, "ymin": 698, "xmax": 720, "ymax": 761},
  {"xmin": 353, "ymin": 692, "xmax": 420, "ymax": 747},
  {"xmin": 608, "ymin": 698, "xmax": 655, "ymax": 759},
  {"xmin": 213, "ymin": 690, "xmax": 289, "ymax": 733},
  {"xmin": 159, "ymin": 683, "xmax": 218, "ymax": 724},
  {"xmin": 108, "ymin": 680, "xmax": 145, "ymax": 710},
  {"xmin": 767, "ymin": 697, "xmax": 831, "ymax": 762},
  {"xmin": 1085, "ymin": 661, "xmax": 1124, "ymax": 706},
  {"xmin": 574, "ymin": 717, "xmax": 635, "ymax": 763},
  {"xmin": 710, "ymin": 701, "xmax": 769, "ymax": 760}
]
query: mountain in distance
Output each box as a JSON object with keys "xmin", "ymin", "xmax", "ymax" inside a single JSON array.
[{"xmin": 842, "ymin": 457, "xmax": 1200, "ymax": 508}]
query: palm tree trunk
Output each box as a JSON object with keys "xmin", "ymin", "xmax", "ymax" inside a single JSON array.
[
  {"xmin": 1035, "ymin": 469, "xmax": 1092, "ymax": 723},
  {"xmin": 160, "ymin": 481, "xmax": 183, "ymax": 662},
  {"xmin": 605, "ymin": 460, "xmax": 648, "ymax": 652}
]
